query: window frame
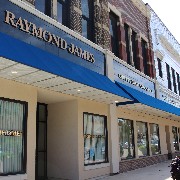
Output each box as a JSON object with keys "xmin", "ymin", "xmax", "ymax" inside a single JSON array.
[
  {"xmin": 166, "ymin": 63, "xmax": 172, "ymax": 90},
  {"xmin": 171, "ymin": 68, "xmax": 177, "ymax": 93},
  {"xmin": 83, "ymin": 112, "xmax": 108, "ymax": 166},
  {"xmin": 149, "ymin": 123, "xmax": 161, "ymax": 155},
  {"xmin": 0, "ymin": 97, "xmax": 28, "ymax": 176},
  {"xmin": 157, "ymin": 58, "xmax": 163, "ymax": 78},
  {"xmin": 57, "ymin": 0, "xmax": 69, "ymax": 27},
  {"xmin": 109, "ymin": 11, "xmax": 119, "ymax": 58},
  {"xmin": 118, "ymin": 118, "xmax": 135, "ymax": 160},
  {"xmin": 136, "ymin": 121, "xmax": 149, "ymax": 157},
  {"xmin": 81, "ymin": 0, "xmax": 94, "ymax": 41}
]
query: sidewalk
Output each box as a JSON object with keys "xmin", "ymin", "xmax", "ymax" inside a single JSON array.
[{"xmin": 104, "ymin": 161, "xmax": 172, "ymax": 180}]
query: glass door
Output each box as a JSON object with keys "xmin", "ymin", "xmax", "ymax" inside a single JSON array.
[{"xmin": 36, "ymin": 103, "xmax": 47, "ymax": 180}]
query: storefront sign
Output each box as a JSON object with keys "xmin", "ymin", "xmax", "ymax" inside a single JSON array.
[
  {"xmin": 0, "ymin": 1, "xmax": 105, "ymax": 75},
  {"xmin": 84, "ymin": 134, "xmax": 105, "ymax": 138},
  {"xmin": 0, "ymin": 130, "xmax": 22, "ymax": 136},
  {"xmin": 114, "ymin": 60, "xmax": 155, "ymax": 97},
  {"xmin": 4, "ymin": 11, "xmax": 95, "ymax": 63},
  {"xmin": 159, "ymin": 91, "xmax": 180, "ymax": 107},
  {"xmin": 118, "ymin": 74, "xmax": 153, "ymax": 93}
]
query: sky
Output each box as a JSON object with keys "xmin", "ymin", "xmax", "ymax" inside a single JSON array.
[{"xmin": 142, "ymin": 0, "xmax": 180, "ymax": 43}]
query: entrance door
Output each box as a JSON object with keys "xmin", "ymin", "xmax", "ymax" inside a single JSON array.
[{"xmin": 36, "ymin": 103, "xmax": 47, "ymax": 180}]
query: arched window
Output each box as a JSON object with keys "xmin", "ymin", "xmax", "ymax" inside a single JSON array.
[{"xmin": 81, "ymin": 0, "xmax": 94, "ymax": 41}]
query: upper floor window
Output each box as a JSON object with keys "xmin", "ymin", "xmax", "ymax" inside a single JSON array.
[
  {"xmin": 176, "ymin": 73, "xmax": 180, "ymax": 96},
  {"xmin": 166, "ymin": 63, "xmax": 172, "ymax": 90},
  {"xmin": 131, "ymin": 30, "xmax": 138, "ymax": 69},
  {"xmin": 124, "ymin": 24, "xmax": 131, "ymax": 65},
  {"xmin": 35, "ymin": 0, "xmax": 51, "ymax": 16},
  {"xmin": 141, "ymin": 39, "xmax": 148, "ymax": 75},
  {"xmin": 109, "ymin": 12, "xmax": 119, "ymax": 57},
  {"xmin": 157, "ymin": 58, "xmax": 163, "ymax": 78},
  {"xmin": 171, "ymin": 68, "xmax": 177, "ymax": 94},
  {"xmin": 81, "ymin": 0, "xmax": 94, "ymax": 41},
  {"xmin": 57, "ymin": 0, "xmax": 69, "ymax": 27}
]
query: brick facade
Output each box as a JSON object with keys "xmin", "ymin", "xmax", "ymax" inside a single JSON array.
[
  {"xmin": 108, "ymin": 0, "xmax": 155, "ymax": 78},
  {"xmin": 94, "ymin": 0, "xmax": 111, "ymax": 49},
  {"xmin": 69, "ymin": 0, "xmax": 82, "ymax": 34},
  {"xmin": 119, "ymin": 154, "xmax": 168, "ymax": 173}
]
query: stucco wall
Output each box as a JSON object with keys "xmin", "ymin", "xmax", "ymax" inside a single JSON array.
[
  {"xmin": 47, "ymin": 100, "xmax": 79, "ymax": 180},
  {"xmin": 0, "ymin": 77, "xmax": 37, "ymax": 180},
  {"xmin": 78, "ymin": 99, "xmax": 110, "ymax": 180}
]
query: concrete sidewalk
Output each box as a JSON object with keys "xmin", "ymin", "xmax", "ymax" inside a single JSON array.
[{"xmin": 104, "ymin": 161, "xmax": 172, "ymax": 180}]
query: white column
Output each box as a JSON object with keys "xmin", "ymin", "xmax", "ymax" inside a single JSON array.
[
  {"xmin": 108, "ymin": 104, "xmax": 120, "ymax": 174},
  {"xmin": 105, "ymin": 50, "xmax": 115, "ymax": 82}
]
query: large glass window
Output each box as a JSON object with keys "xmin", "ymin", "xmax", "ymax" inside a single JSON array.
[
  {"xmin": 109, "ymin": 12, "xmax": 119, "ymax": 57},
  {"xmin": 137, "ymin": 121, "xmax": 149, "ymax": 157},
  {"xmin": 150, "ymin": 124, "xmax": 160, "ymax": 155},
  {"xmin": 0, "ymin": 98, "xmax": 27, "ymax": 175},
  {"xmin": 81, "ymin": 0, "xmax": 94, "ymax": 41},
  {"xmin": 57, "ymin": 0, "xmax": 69, "ymax": 27},
  {"xmin": 84, "ymin": 113, "xmax": 108, "ymax": 165},
  {"xmin": 172, "ymin": 126, "xmax": 179, "ymax": 151},
  {"xmin": 118, "ymin": 119, "xmax": 135, "ymax": 159}
]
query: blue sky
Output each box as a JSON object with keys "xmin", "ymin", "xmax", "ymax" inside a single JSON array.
[{"xmin": 142, "ymin": 0, "xmax": 180, "ymax": 44}]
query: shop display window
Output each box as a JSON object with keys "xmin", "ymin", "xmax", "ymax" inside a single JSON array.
[
  {"xmin": 136, "ymin": 121, "xmax": 149, "ymax": 157},
  {"xmin": 172, "ymin": 126, "xmax": 179, "ymax": 151},
  {"xmin": 149, "ymin": 123, "xmax": 161, "ymax": 155},
  {"xmin": 84, "ymin": 113, "xmax": 108, "ymax": 165},
  {"xmin": 118, "ymin": 118, "xmax": 135, "ymax": 159},
  {"xmin": 0, "ymin": 98, "xmax": 27, "ymax": 175}
]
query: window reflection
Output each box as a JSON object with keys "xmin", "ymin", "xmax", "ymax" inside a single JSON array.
[
  {"xmin": 172, "ymin": 126, "xmax": 179, "ymax": 151},
  {"xmin": 137, "ymin": 121, "xmax": 149, "ymax": 156},
  {"xmin": 35, "ymin": 0, "xmax": 46, "ymax": 13},
  {"xmin": 118, "ymin": 119, "xmax": 134, "ymax": 159},
  {"xmin": 84, "ymin": 113, "xmax": 108, "ymax": 165},
  {"xmin": 150, "ymin": 124, "xmax": 161, "ymax": 155}
]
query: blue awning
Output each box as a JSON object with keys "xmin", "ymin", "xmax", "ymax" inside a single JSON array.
[
  {"xmin": 0, "ymin": 32, "xmax": 133, "ymax": 101},
  {"xmin": 116, "ymin": 81, "xmax": 180, "ymax": 116}
]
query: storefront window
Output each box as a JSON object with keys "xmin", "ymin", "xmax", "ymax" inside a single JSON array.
[
  {"xmin": 172, "ymin": 126, "xmax": 179, "ymax": 151},
  {"xmin": 84, "ymin": 113, "xmax": 108, "ymax": 165},
  {"xmin": 137, "ymin": 121, "xmax": 149, "ymax": 157},
  {"xmin": 150, "ymin": 124, "xmax": 161, "ymax": 155},
  {"xmin": 118, "ymin": 119, "xmax": 134, "ymax": 159},
  {"xmin": 0, "ymin": 98, "xmax": 27, "ymax": 175}
]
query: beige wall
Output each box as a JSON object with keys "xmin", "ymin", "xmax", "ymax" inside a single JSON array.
[
  {"xmin": 78, "ymin": 99, "xmax": 110, "ymax": 180},
  {"xmin": 0, "ymin": 78, "xmax": 37, "ymax": 180},
  {"xmin": 47, "ymin": 100, "xmax": 79, "ymax": 180}
]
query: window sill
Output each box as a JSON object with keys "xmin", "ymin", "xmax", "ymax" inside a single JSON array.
[{"xmin": 84, "ymin": 163, "xmax": 110, "ymax": 170}]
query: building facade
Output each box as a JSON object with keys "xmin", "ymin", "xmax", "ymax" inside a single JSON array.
[{"xmin": 0, "ymin": 0, "xmax": 179, "ymax": 180}]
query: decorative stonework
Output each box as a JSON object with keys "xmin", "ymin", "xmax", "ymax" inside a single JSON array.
[{"xmin": 131, "ymin": 0, "xmax": 150, "ymax": 18}]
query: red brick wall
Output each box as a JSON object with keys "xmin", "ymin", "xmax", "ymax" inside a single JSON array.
[{"xmin": 109, "ymin": 0, "xmax": 149, "ymax": 38}]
